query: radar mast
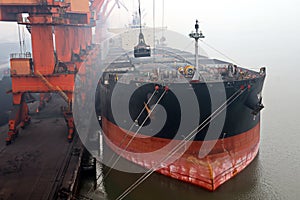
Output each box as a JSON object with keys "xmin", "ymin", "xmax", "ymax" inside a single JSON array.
[{"xmin": 189, "ymin": 20, "xmax": 205, "ymax": 80}]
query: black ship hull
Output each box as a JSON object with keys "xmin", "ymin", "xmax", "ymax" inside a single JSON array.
[
  {"xmin": 99, "ymin": 75, "xmax": 265, "ymax": 141},
  {"xmin": 97, "ymin": 68, "xmax": 265, "ymax": 190}
]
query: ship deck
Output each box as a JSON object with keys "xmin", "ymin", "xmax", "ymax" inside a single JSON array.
[
  {"xmin": 0, "ymin": 95, "xmax": 83, "ymax": 200},
  {"xmin": 102, "ymin": 46, "xmax": 264, "ymax": 84}
]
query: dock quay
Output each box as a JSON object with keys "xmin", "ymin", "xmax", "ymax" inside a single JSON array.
[{"xmin": 0, "ymin": 95, "xmax": 86, "ymax": 200}]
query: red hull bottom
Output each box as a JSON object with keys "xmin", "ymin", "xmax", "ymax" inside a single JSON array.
[{"xmin": 102, "ymin": 118, "xmax": 260, "ymax": 191}]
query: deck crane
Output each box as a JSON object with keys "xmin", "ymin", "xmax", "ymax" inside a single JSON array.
[{"xmin": 0, "ymin": 0, "xmax": 108, "ymax": 144}]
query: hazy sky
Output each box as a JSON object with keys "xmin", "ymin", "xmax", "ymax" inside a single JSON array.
[
  {"xmin": 0, "ymin": 0, "xmax": 299, "ymax": 69},
  {"xmin": 106, "ymin": 0, "xmax": 300, "ymax": 69}
]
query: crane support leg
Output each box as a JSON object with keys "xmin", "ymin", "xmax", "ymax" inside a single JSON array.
[
  {"xmin": 62, "ymin": 92, "xmax": 75, "ymax": 142},
  {"xmin": 38, "ymin": 93, "xmax": 46, "ymax": 111},
  {"xmin": 64, "ymin": 111, "xmax": 75, "ymax": 142},
  {"xmin": 6, "ymin": 93, "xmax": 31, "ymax": 145},
  {"xmin": 38, "ymin": 93, "xmax": 52, "ymax": 111}
]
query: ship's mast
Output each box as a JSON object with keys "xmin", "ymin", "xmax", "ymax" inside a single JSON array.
[{"xmin": 189, "ymin": 20, "xmax": 205, "ymax": 80}]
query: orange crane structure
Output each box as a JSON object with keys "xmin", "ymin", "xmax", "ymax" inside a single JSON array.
[{"xmin": 0, "ymin": 0, "xmax": 106, "ymax": 144}]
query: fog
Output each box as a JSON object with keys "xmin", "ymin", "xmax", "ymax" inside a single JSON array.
[
  {"xmin": 1, "ymin": 0, "xmax": 299, "ymax": 69},
  {"xmin": 107, "ymin": 0, "xmax": 300, "ymax": 69}
]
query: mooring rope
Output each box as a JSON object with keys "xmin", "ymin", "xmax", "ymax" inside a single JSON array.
[
  {"xmin": 87, "ymin": 87, "xmax": 165, "ymax": 195},
  {"xmin": 115, "ymin": 87, "xmax": 246, "ymax": 200}
]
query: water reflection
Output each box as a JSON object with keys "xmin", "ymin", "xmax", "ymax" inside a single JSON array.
[{"xmin": 80, "ymin": 145, "xmax": 284, "ymax": 200}]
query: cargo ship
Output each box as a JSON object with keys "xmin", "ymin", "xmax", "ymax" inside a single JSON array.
[{"xmin": 96, "ymin": 20, "xmax": 266, "ymax": 191}]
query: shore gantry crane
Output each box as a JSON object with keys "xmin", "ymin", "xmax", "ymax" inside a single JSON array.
[{"xmin": 0, "ymin": 0, "xmax": 106, "ymax": 144}]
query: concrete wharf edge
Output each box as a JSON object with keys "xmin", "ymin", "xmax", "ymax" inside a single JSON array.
[{"xmin": 0, "ymin": 95, "xmax": 83, "ymax": 200}]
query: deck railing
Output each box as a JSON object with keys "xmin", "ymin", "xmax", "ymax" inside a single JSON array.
[{"xmin": 10, "ymin": 52, "xmax": 32, "ymax": 59}]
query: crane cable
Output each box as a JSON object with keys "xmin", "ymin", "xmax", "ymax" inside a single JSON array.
[
  {"xmin": 116, "ymin": 88, "xmax": 245, "ymax": 200},
  {"xmin": 104, "ymin": 89, "xmax": 167, "ymax": 178},
  {"xmin": 138, "ymin": 0, "xmax": 142, "ymax": 34},
  {"xmin": 153, "ymin": 0, "xmax": 156, "ymax": 57},
  {"xmin": 162, "ymin": 0, "xmax": 165, "ymax": 38},
  {"xmin": 87, "ymin": 87, "xmax": 164, "ymax": 195},
  {"xmin": 17, "ymin": 24, "xmax": 23, "ymax": 54},
  {"xmin": 115, "ymin": 87, "xmax": 246, "ymax": 200},
  {"xmin": 199, "ymin": 39, "xmax": 243, "ymax": 67},
  {"xmin": 102, "ymin": 89, "xmax": 157, "ymax": 168}
]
